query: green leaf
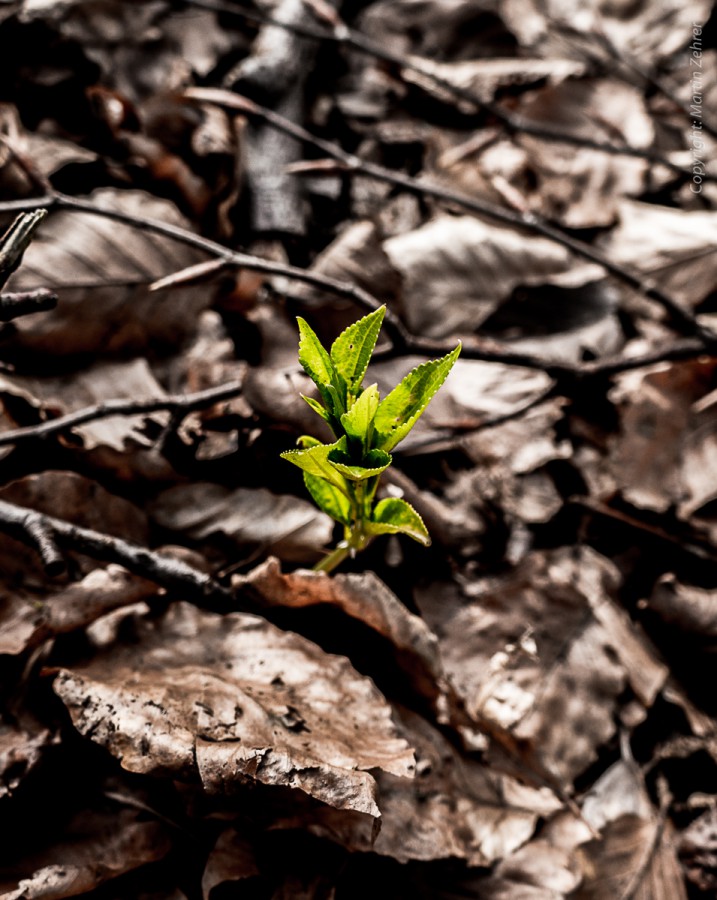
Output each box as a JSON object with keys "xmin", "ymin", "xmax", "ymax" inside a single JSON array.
[
  {"xmin": 281, "ymin": 439, "xmax": 349, "ymax": 493},
  {"xmin": 297, "ymin": 317, "xmax": 340, "ymax": 413},
  {"xmin": 330, "ymin": 306, "xmax": 385, "ymax": 394},
  {"xmin": 303, "ymin": 473, "xmax": 352, "ymax": 526},
  {"xmin": 327, "ymin": 446, "xmax": 392, "ymax": 481},
  {"xmin": 340, "ymin": 384, "xmax": 379, "ymax": 452},
  {"xmin": 373, "ymin": 344, "xmax": 461, "ymax": 452},
  {"xmin": 367, "ymin": 497, "xmax": 431, "ymax": 545},
  {"xmin": 301, "ymin": 394, "xmax": 332, "ymax": 427}
]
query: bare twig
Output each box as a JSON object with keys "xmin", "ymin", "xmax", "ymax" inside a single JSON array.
[
  {"xmin": 0, "ymin": 288, "xmax": 57, "ymax": 321},
  {"xmin": 186, "ymin": 87, "xmax": 715, "ymax": 343},
  {"xmin": 0, "ymin": 498, "xmax": 234, "ymax": 607},
  {"xmin": 184, "ymin": 0, "xmax": 709, "ymax": 183},
  {"xmin": 0, "ymin": 378, "xmax": 245, "ymax": 448}
]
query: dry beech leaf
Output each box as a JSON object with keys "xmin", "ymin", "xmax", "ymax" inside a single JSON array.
[
  {"xmin": 416, "ymin": 547, "xmax": 667, "ymax": 787},
  {"xmin": 607, "ymin": 358, "xmax": 717, "ymax": 516},
  {"xmin": 235, "ymin": 557, "xmax": 448, "ymax": 708},
  {"xmin": 575, "ymin": 760, "xmax": 687, "ymax": 900},
  {"xmin": 0, "ymin": 808, "xmax": 170, "ymax": 900},
  {"xmin": 6, "ymin": 188, "xmax": 212, "ymax": 357},
  {"xmin": 516, "ymin": 79, "xmax": 654, "ymax": 228},
  {"xmin": 601, "ymin": 201, "xmax": 717, "ymax": 308},
  {"xmin": 382, "ymin": 215, "xmax": 601, "ymax": 339},
  {"xmin": 647, "ymin": 575, "xmax": 717, "ymax": 638},
  {"xmin": 404, "ymin": 56, "xmax": 586, "ymax": 105},
  {"xmin": 53, "ymin": 602, "xmax": 414, "ymax": 816},
  {"xmin": 0, "ymin": 358, "xmax": 170, "ymax": 464},
  {"xmin": 149, "ymin": 483, "xmax": 333, "ymax": 562},
  {"xmin": 0, "ymin": 565, "xmax": 157, "ymax": 656}
]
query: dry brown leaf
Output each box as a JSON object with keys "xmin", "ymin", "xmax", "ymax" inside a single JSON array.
[
  {"xmin": 416, "ymin": 547, "xmax": 667, "ymax": 787},
  {"xmin": 0, "ymin": 565, "xmax": 157, "ymax": 656},
  {"xmin": 646, "ymin": 575, "xmax": 717, "ymax": 638},
  {"xmin": 6, "ymin": 188, "xmax": 212, "ymax": 358},
  {"xmin": 0, "ymin": 808, "xmax": 170, "ymax": 900},
  {"xmin": 575, "ymin": 760, "xmax": 687, "ymax": 900},
  {"xmin": 0, "ymin": 358, "xmax": 170, "ymax": 465},
  {"xmin": 382, "ymin": 214, "xmax": 602, "ymax": 339},
  {"xmin": 607, "ymin": 358, "xmax": 717, "ymax": 516},
  {"xmin": 679, "ymin": 807, "xmax": 717, "ymax": 894},
  {"xmin": 202, "ymin": 828, "xmax": 259, "ymax": 900},
  {"xmin": 516, "ymin": 80, "xmax": 654, "ymax": 228},
  {"xmin": 53, "ymin": 602, "xmax": 414, "ymax": 816},
  {"xmin": 0, "ymin": 723, "xmax": 52, "ymax": 800},
  {"xmin": 601, "ymin": 201, "xmax": 717, "ymax": 309},
  {"xmin": 149, "ymin": 482, "xmax": 333, "ymax": 562},
  {"xmin": 236, "ymin": 557, "xmax": 448, "ymax": 707}
]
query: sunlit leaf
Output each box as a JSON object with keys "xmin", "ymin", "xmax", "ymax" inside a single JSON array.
[
  {"xmin": 374, "ymin": 344, "xmax": 461, "ymax": 451},
  {"xmin": 297, "ymin": 317, "xmax": 339, "ymax": 413},
  {"xmin": 330, "ymin": 306, "xmax": 385, "ymax": 394},
  {"xmin": 367, "ymin": 497, "xmax": 431, "ymax": 545},
  {"xmin": 281, "ymin": 439, "xmax": 349, "ymax": 493},
  {"xmin": 341, "ymin": 384, "xmax": 380, "ymax": 452},
  {"xmin": 304, "ymin": 473, "xmax": 352, "ymax": 526},
  {"xmin": 328, "ymin": 447, "xmax": 392, "ymax": 482}
]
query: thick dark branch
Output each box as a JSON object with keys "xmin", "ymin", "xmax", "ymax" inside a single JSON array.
[
  {"xmin": 183, "ymin": 0, "xmax": 711, "ymax": 183},
  {"xmin": 187, "ymin": 88, "xmax": 714, "ymax": 343},
  {"xmin": 0, "ymin": 499, "xmax": 234, "ymax": 607}
]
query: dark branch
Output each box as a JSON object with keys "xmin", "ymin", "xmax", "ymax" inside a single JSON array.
[{"xmin": 0, "ymin": 499, "xmax": 234, "ymax": 608}]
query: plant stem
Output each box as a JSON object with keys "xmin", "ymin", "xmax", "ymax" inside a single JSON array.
[{"xmin": 313, "ymin": 542, "xmax": 352, "ymax": 573}]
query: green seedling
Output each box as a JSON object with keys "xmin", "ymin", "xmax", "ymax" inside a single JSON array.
[{"xmin": 281, "ymin": 306, "xmax": 461, "ymax": 573}]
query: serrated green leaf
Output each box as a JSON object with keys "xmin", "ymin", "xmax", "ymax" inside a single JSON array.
[
  {"xmin": 303, "ymin": 472, "xmax": 352, "ymax": 526},
  {"xmin": 297, "ymin": 317, "xmax": 342, "ymax": 417},
  {"xmin": 340, "ymin": 383, "xmax": 379, "ymax": 452},
  {"xmin": 301, "ymin": 394, "xmax": 332, "ymax": 426},
  {"xmin": 327, "ymin": 446, "xmax": 392, "ymax": 481},
  {"xmin": 367, "ymin": 497, "xmax": 431, "ymax": 545},
  {"xmin": 330, "ymin": 306, "xmax": 385, "ymax": 394},
  {"xmin": 373, "ymin": 343, "xmax": 461, "ymax": 452},
  {"xmin": 281, "ymin": 439, "xmax": 349, "ymax": 493}
]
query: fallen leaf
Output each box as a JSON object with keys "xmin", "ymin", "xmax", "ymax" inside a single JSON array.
[
  {"xmin": 149, "ymin": 482, "xmax": 333, "ymax": 562},
  {"xmin": 6, "ymin": 189, "xmax": 212, "ymax": 358},
  {"xmin": 416, "ymin": 547, "xmax": 667, "ymax": 787},
  {"xmin": 53, "ymin": 602, "xmax": 414, "ymax": 816}
]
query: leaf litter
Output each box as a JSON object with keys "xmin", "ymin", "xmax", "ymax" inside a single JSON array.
[{"xmin": 0, "ymin": 0, "xmax": 715, "ymax": 897}]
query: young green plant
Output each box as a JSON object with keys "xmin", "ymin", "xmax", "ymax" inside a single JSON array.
[{"xmin": 281, "ymin": 306, "xmax": 461, "ymax": 573}]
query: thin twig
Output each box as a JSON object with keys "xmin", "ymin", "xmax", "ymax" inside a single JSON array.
[
  {"xmin": 0, "ymin": 378, "xmax": 245, "ymax": 448},
  {"xmin": 184, "ymin": 0, "xmax": 710, "ymax": 182},
  {"xmin": 0, "ymin": 288, "xmax": 57, "ymax": 321}
]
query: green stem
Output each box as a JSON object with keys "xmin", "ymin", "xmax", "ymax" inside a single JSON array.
[{"xmin": 313, "ymin": 541, "xmax": 352, "ymax": 573}]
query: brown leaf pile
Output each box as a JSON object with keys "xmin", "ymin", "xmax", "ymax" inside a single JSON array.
[{"xmin": 0, "ymin": 0, "xmax": 716, "ymax": 898}]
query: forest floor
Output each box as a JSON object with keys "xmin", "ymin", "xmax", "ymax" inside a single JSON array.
[{"xmin": 1, "ymin": 0, "xmax": 717, "ymax": 897}]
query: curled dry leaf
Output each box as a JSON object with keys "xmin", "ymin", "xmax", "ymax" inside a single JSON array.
[
  {"xmin": 647, "ymin": 575, "xmax": 717, "ymax": 638},
  {"xmin": 0, "ymin": 565, "xmax": 157, "ymax": 656},
  {"xmin": 53, "ymin": 602, "xmax": 414, "ymax": 816},
  {"xmin": 6, "ymin": 189, "xmax": 211, "ymax": 358},
  {"xmin": 235, "ymin": 556, "xmax": 448, "ymax": 708},
  {"xmin": 202, "ymin": 828, "xmax": 259, "ymax": 900},
  {"xmin": 0, "ymin": 808, "xmax": 170, "ymax": 900},
  {"xmin": 149, "ymin": 482, "xmax": 333, "ymax": 562},
  {"xmin": 416, "ymin": 547, "xmax": 668, "ymax": 787}
]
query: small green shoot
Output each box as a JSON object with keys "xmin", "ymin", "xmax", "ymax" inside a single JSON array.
[{"xmin": 281, "ymin": 306, "xmax": 461, "ymax": 573}]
